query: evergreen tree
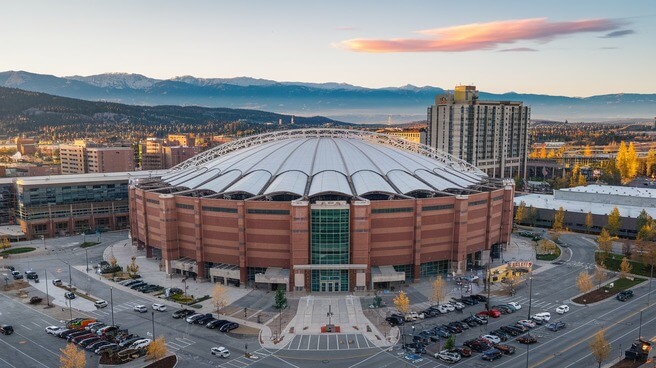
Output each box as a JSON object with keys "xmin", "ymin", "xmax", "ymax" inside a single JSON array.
[{"xmin": 637, "ymin": 209, "xmax": 653, "ymax": 232}]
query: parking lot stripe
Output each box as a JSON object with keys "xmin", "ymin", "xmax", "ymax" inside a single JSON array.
[
  {"xmin": 20, "ymin": 324, "xmax": 32, "ymax": 331},
  {"xmin": 0, "ymin": 338, "xmax": 50, "ymax": 368},
  {"xmin": 0, "ymin": 356, "xmax": 18, "ymax": 368}
]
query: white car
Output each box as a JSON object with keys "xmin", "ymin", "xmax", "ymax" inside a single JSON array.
[
  {"xmin": 133, "ymin": 305, "xmax": 147, "ymax": 313},
  {"xmin": 480, "ymin": 334, "xmax": 501, "ymax": 344},
  {"xmin": 451, "ymin": 301, "xmax": 465, "ymax": 310},
  {"xmin": 508, "ymin": 302, "xmax": 522, "ymax": 310},
  {"xmin": 435, "ymin": 350, "xmax": 461, "ymax": 363},
  {"xmin": 531, "ymin": 312, "xmax": 551, "ymax": 322},
  {"xmin": 45, "ymin": 326, "xmax": 66, "ymax": 335},
  {"xmin": 441, "ymin": 304, "xmax": 456, "ymax": 312},
  {"xmin": 94, "ymin": 300, "xmax": 108, "ymax": 308},
  {"xmin": 556, "ymin": 305, "xmax": 569, "ymax": 314},
  {"xmin": 152, "ymin": 303, "xmax": 167, "ymax": 312},
  {"xmin": 211, "ymin": 346, "xmax": 231, "ymax": 358},
  {"xmin": 517, "ymin": 319, "xmax": 536, "ymax": 328},
  {"xmin": 436, "ymin": 305, "xmax": 450, "ymax": 314},
  {"xmin": 130, "ymin": 338, "xmax": 152, "ymax": 350}
]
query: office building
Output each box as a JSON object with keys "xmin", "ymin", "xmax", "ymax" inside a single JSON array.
[
  {"xmin": 60, "ymin": 141, "xmax": 134, "ymax": 174},
  {"xmin": 427, "ymin": 85, "xmax": 530, "ymax": 179},
  {"xmin": 130, "ymin": 129, "xmax": 514, "ymax": 291}
]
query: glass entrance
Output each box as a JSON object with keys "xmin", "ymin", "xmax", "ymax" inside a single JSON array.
[
  {"xmin": 320, "ymin": 281, "xmax": 340, "ymax": 292},
  {"xmin": 310, "ymin": 204, "xmax": 350, "ymax": 292},
  {"xmin": 312, "ymin": 269, "xmax": 348, "ymax": 292}
]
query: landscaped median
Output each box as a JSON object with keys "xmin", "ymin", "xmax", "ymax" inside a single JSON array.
[
  {"xmin": 0, "ymin": 247, "xmax": 36, "ymax": 256},
  {"xmin": 572, "ymin": 277, "xmax": 645, "ymax": 304}
]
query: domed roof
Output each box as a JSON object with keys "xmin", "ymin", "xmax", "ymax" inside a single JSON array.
[{"xmin": 160, "ymin": 129, "xmax": 486, "ymax": 199}]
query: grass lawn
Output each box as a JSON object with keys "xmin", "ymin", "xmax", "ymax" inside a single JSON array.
[
  {"xmin": 536, "ymin": 244, "xmax": 561, "ymax": 261},
  {"xmin": 0, "ymin": 247, "xmax": 36, "ymax": 255},
  {"xmin": 80, "ymin": 242, "xmax": 101, "ymax": 248},
  {"xmin": 572, "ymin": 277, "xmax": 645, "ymax": 304}
]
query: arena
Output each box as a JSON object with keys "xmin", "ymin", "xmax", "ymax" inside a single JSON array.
[{"xmin": 129, "ymin": 129, "xmax": 514, "ymax": 292}]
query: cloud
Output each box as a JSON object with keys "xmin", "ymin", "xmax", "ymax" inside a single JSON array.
[
  {"xmin": 600, "ymin": 46, "xmax": 619, "ymax": 50},
  {"xmin": 340, "ymin": 18, "xmax": 627, "ymax": 53},
  {"xmin": 336, "ymin": 26, "xmax": 359, "ymax": 31},
  {"xmin": 498, "ymin": 47, "xmax": 538, "ymax": 52},
  {"xmin": 600, "ymin": 29, "xmax": 635, "ymax": 38}
]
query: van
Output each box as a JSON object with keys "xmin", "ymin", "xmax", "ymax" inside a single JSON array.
[{"xmin": 52, "ymin": 279, "xmax": 63, "ymax": 286}]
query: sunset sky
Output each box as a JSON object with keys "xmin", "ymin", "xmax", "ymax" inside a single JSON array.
[{"xmin": 2, "ymin": 0, "xmax": 654, "ymax": 96}]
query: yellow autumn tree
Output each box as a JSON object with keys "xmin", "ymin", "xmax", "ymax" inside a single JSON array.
[
  {"xmin": 619, "ymin": 257, "xmax": 632, "ymax": 279},
  {"xmin": 393, "ymin": 290, "xmax": 410, "ymax": 315},
  {"xmin": 431, "ymin": 276, "xmax": 446, "ymax": 304},
  {"xmin": 606, "ymin": 207, "xmax": 622, "ymax": 237},
  {"xmin": 552, "ymin": 206, "xmax": 565, "ymax": 232},
  {"xmin": 583, "ymin": 145, "xmax": 593, "ymax": 157},
  {"xmin": 589, "ymin": 329, "xmax": 611, "ymax": 368},
  {"xmin": 585, "ymin": 211, "xmax": 594, "ymax": 234},
  {"xmin": 146, "ymin": 336, "xmax": 168, "ymax": 360},
  {"xmin": 212, "ymin": 283, "xmax": 228, "ymax": 314},
  {"xmin": 577, "ymin": 271, "xmax": 593, "ymax": 294},
  {"xmin": 60, "ymin": 343, "xmax": 86, "ymax": 368}
]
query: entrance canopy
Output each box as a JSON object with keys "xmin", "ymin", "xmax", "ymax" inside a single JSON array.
[
  {"xmin": 208, "ymin": 263, "xmax": 240, "ymax": 280},
  {"xmin": 170, "ymin": 258, "xmax": 197, "ymax": 273},
  {"xmin": 293, "ymin": 264, "xmax": 367, "ymax": 270},
  {"xmin": 254, "ymin": 267, "xmax": 289, "ymax": 284},
  {"xmin": 371, "ymin": 266, "xmax": 405, "ymax": 283}
]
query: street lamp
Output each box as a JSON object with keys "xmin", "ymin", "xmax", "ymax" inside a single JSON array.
[
  {"xmin": 526, "ymin": 273, "xmax": 533, "ymax": 368},
  {"xmin": 151, "ymin": 311, "xmax": 155, "ymax": 338},
  {"xmin": 45, "ymin": 269, "xmax": 51, "ymax": 306},
  {"xmin": 110, "ymin": 287, "xmax": 115, "ymax": 326},
  {"xmin": 42, "ymin": 235, "xmax": 46, "ymax": 250},
  {"xmin": 648, "ymin": 263, "xmax": 653, "ymax": 306}
]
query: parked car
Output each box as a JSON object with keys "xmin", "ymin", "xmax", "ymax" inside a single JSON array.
[
  {"xmin": 471, "ymin": 294, "xmax": 487, "ymax": 302},
  {"xmin": 500, "ymin": 325, "xmax": 523, "ymax": 336},
  {"xmin": 507, "ymin": 302, "xmax": 522, "ymax": 310},
  {"xmin": 476, "ymin": 309, "xmax": 501, "ymax": 318},
  {"xmin": 52, "ymin": 279, "xmax": 63, "ymax": 286},
  {"xmin": 490, "ymin": 329, "xmax": 509, "ymax": 341},
  {"xmin": 617, "ymin": 290, "xmax": 634, "ymax": 301},
  {"xmin": 11, "ymin": 271, "xmax": 23, "ymax": 280},
  {"xmin": 517, "ymin": 334, "xmax": 538, "ymax": 344},
  {"xmin": 517, "ymin": 319, "xmax": 536, "ymax": 328},
  {"xmin": 26, "ymin": 271, "xmax": 39, "ymax": 280},
  {"xmin": 211, "ymin": 346, "xmax": 231, "ymax": 358},
  {"xmin": 219, "ymin": 322, "xmax": 239, "ymax": 332},
  {"xmin": 480, "ymin": 334, "xmax": 501, "ymax": 344},
  {"xmin": 433, "ymin": 327, "xmax": 451, "ymax": 338},
  {"xmin": 119, "ymin": 337, "xmax": 142, "ymax": 348},
  {"xmin": 64, "ymin": 292, "xmax": 76, "ymax": 300},
  {"xmin": 404, "ymin": 353, "xmax": 423, "ymax": 363},
  {"xmin": 129, "ymin": 338, "xmax": 152, "ymax": 350},
  {"xmin": 555, "ymin": 305, "xmax": 569, "ymax": 314},
  {"xmin": 435, "ymin": 350, "xmax": 461, "ymax": 363},
  {"xmin": 95, "ymin": 343, "xmax": 119, "ymax": 354},
  {"xmin": 186, "ymin": 313, "xmax": 204, "ymax": 323},
  {"xmin": 79, "ymin": 337, "xmax": 101, "ymax": 348},
  {"xmin": 492, "ymin": 305, "xmax": 513, "ymax": 314},
  {"xmin": 94, "ymin": 300, "xmax": 108, "ymax": 309},
  {"xmin": 133, "ymin": 305, "xmax": 147, "ymax": 313},
  {"xmin": 494, "ymin": 343, "xmax": 516, "ymax": 355},
  {"xmin": 451, "ymin": 346, "xmax": 472, "ymax": 357},
  {"xmin": 531, "ymin": 312, "xmax": 551, "ymax": 323},
  {"xmin": 152, "ymin": 303, "xmax": 167, "ymax": 312},
  {"xmin": 172, "ymin": 309, "xmax": 195, "ymax": 319},
  {"xmin": 547, "ymin": 321, "xmax": 567, "ymax": 331},
  {"xmin": 29, "ymin": 296, "xmax": 43, "ymax": 304},
  {"xmin": 0, "ymin": 325, "xmax": 14, "ymax": 335},
  {"xmin": 45, "ymin": 326, "xmax": 67, "ymax": 335},
  {"xmin": 481, "ymin": 348, "xmax": 503, "ymax": 361},
  {"xmin": 386, "ymin": 316, "xmax": 404, "ymax": 326},
  {"xmin": 195, "ymin": 314, "xmax": 216, "ymax": 325}
]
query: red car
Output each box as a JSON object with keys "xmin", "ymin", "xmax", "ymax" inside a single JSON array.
[{"xmin": 476, "ymin": 309, "xmax": 501, "ymax": 318}]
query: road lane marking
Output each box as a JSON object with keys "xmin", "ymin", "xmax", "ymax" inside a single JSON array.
[{"xmin": 0, "ymin": 338, "xmax": 50, "ymax": 367}]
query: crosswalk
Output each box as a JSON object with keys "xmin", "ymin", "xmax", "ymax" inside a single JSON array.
[
  {"xmin": 87, "ymin": 299, "xmax": 154, "ymax": 317},
  {"xmin": 561, "ymin": 260, "xmax": 597, "ymax": 269},
  {"xmin": 217, "ymin": 347, "xmax": 275, "ymax": 368},
  {"xmin": 494, "ymin": 295, "xmax": 562, "ymax": 313}
]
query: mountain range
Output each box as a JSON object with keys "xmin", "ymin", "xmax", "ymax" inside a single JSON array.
[{"xmin": 1, "ymin": 70, "xmax": 655, "ymax": 123}]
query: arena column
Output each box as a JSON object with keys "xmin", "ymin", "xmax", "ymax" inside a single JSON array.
[
  {"xmin": 452, "ymin": 195, "xmax": 469, "ymax": 275},
  {"xmin": 194, "ymin": 197, "xmax": 205, "ymax": 279},
  {"xmin": 290, "ymin": 200, "xmax": 310, "ymax": 291},
  {"xmin": 159, "ymin": 194, "xmax": 179, "ymax": 274}
]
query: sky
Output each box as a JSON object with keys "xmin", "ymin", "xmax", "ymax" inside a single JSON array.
[{"xmin": 1, "ymin": 0, "xmax": 655, "ymax": 96}]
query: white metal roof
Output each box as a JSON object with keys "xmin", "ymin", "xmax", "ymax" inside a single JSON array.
[
  {"xmin": 16, "ymin": 170, "xmax": 167, "ymax": 187},
  {"xmin": 160, "ymin": 129, "xmax": 486, "ymax": 198}
]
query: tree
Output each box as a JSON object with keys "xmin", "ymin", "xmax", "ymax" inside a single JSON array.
[
  {"xmin": 503, "ymin": 273, "xmax": 521, "ymax": 296},
  {"xmin": 393, "ymin": 290, "xmax": 410, "ymax": 315},
  {"xmin": 597, "ymin": 229, "xmax": 613, "ymax": 254},
  {"xmin": 583, "ymin": 145, "xmax": 593, "ymax": 157},
  {"xmin": 552, "ymin": 207, "xmax": 565, "ymax": 232},
  {"xmin": 431, "ymin": 276, "xmax": 446, "ymax": 305},
  {"xmin": 0, "ymin": 236, "xmax": 10, "ymax": 250},
  {"xmin": 626, "ymin": 142, "xmax": 639, "ymax": 179},
  {"xmin": 444, "ymin": 335, "xmax": 455, "ymax": 350},
  {"xmin": 527, "ymin": 206, "xmax": 538, "ymax": 227},
  {"xmin": 146, "ymin": 336, "xmax": 168, "ymax": 360},
  {"xmin": 619, "ymin": 257, "xmax": 632, "ymax": 279},
  {"xmin": 60, "ymin": 343, "xmax": 86, "ymax": 368},
  {"xmin": 585, "ymin": 211, "xmax": 594, "ymax": 234},
  {"xmin": 593, "ymin": 263, "xmax": 606, "ymax": 289},
  {"xmin": 125, "ymin": 256, "xmax": 140, "ymax": 278},
  {"xmin": 108, "ymin": 250, "xmax": 118, "ymax": 267},
  {"xmin": 577, "ymin": 271, "xmax": 593, "ymax": 294},
  {"xmin": 212, "ymin": 283, "xmax": 228, "ymax": 314},
  {"xmin": 606, "ymin": 207, "xmax": 621, "ymax": 237},
  {"xmin": 637, "ymin": 209, "xmax": 653, "ymax": 233},
  {"xmin": 645, "ymin": 149, "xmax": 656, "ymax": 177},
  {"xmin": 514, "ymin": 201, "xmax": 526, "ymax": 224},
  {"xmin": 274, "ymin": 288, "xmax": 287, "ymax": 311},
  {"xmin": 576, "ymin": 174, "xmax": 587, "ymax": 186},
  {"xmin": 589, "ymin": 329, "xmax": 611, "ymax": 368}
]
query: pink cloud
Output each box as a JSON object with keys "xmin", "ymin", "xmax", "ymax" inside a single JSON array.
[
  {"xmin": 498, "ymin": 47, "xmax": 538, "ymax": 52},
  {"xmin": 340, "ymin": 18, "xmax": 626, "ymax": 53}
]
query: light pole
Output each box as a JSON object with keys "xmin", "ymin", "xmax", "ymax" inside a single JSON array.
[
  {"xmin": 151, "ymin": 311, "xmax": 155, "ymax": 338},
  {"xmin": 42, "ymin": 235, "xmax": 46, "ymax": 250},
  {"xmin": 67, "ymin": 298, "xmax": 73, "ymax": 321},
  {"xmin": 110, "ymin": 287, "xmax": 115, "ymax": 326},
  {"xmin": 45, "ymin": 269, "xmax": 51, "ymax": 306},
  {"xmin": 85, "ymin": 249, "xmax": 89, "ymax": 273},
  {"xmin": 648, "ymin": 263, "xmax": 653, "ymax": 306},
  {"xmin": 638, "ymin": 310, "xmax": 643, "ymax": 338},
  {"xmin": 526, "ymin": 273, "xmax": 533, "ymax": 368}
]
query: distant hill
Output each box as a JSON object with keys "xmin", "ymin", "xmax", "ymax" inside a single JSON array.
[
  {"xmin": 0, "ymin": 87, "xmax": 346, "ymax": 133},
  {"xmin": 1, "ymin": 70, "xmax": 655, "ymax": 123}
]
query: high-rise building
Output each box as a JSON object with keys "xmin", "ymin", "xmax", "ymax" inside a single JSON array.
[
  {"xmin": 427, "ymin": 85, "xmax": 530, "ymax": 179},
  {"xmin": 60, "ymin": 141, "xmax": 134, "ymax": 174}
]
